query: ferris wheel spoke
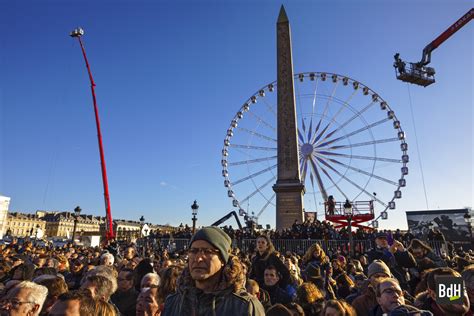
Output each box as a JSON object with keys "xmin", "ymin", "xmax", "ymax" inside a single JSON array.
[
  {"xmin": 247, "ymin": 111, "xmax": 276, "ymax": 132},
  {"xmin": 311, "ymin": 89, "xmax": 358, "ymax": 145},
  {"xmin": 316, "ymin": 160, "xmax": 349, "ymax": 200},
  {"xmin": 317, "ymin": 151, "xmax": 402, "ymax": 164},
  {"xmin": 327, "ymin": 158, "xmax": 398, "ymax": 186},
  {"xmin": 315, "ymin": 156, "xmax": 388, "ymax": 207},
  {"xmin": 317, "ymin": 117, "xmax": 390, "ymax": 148},
  {"xmin": 308, "ymin": 157, "xmax": 329, "ymax": 201},
  {"xmin": 228, "ymin": 156, "xmax": 277, "ymax": 166},
  {"xmin": 256, "ymin": 193, "xmax": 276, "ymax": 218},
  {"xmin": 312, "ymin": 123, "xmax": 331, "ymax": 145},
  {"xmin": 237, "ymin": 127, "xmax": 277, "ymax": 143},
  {"xmin": 315, "ymin": 80, "xmax": 339, "ymax": 136},
  {"xmin": 311, "ymin": 78, "xmax": 320, "ymax": 116},
  {"xmin": 232, "ymin": 164, "xmax": 277, "ymax": 186},
  {"xmin": 229, "ymin": 144, "xmax": 277, "ymax": 151},
  {"xmin": 240, "ymin": 176, "xmax": 276, "ymax": 205},
  {"xmin": 298, "ymin": 129, "xmax": 305, "ymax": 143},
  {"xmin": 307, "ymin": 119, "xmax": 313, "ymax": 143},
  {"xmin": 319, "ymin": 137, "xmax": 399, "ymax": 151},
  {"xmin": 261, "ymin": 97, "xmax": 277, "ymax": 118},
  {"xmin": 300, "ymin": 159, "xmax": 309, "ymax": 181},
  {"xmin": 317, "ymin": 101, "xmax": 376, "ymax": 145}
]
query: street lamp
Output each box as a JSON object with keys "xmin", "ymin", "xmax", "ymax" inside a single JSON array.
[
  {"xmin": 139, "ymin": 215, "xmax": 146, "ymax": 256},
  {"xmin": 72, "ymin": 206, "xmax": 81, "ymax": 244},
  {"xmin": 344, "ymin": 199, "xmax": 354, "ymax": 258},
  {"xmin": 139, "ymin": 215, "xmax": 145, "ymax": 237},
  {"xmin": 191, "ymin": 200, "xmax": 199, "ymax": 234}
]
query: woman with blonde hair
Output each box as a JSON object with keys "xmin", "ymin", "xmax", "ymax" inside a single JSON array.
[
  {"xmin": 302, "ymin": 243, "xmax": 330, "ymax": 280},
  {"xmin": 94, "ymin": 299, "xmax": 117, "ymax": 316},
  {"xmin": 302, "ymin": 243, "xmax": 329, "ymax": 266}
]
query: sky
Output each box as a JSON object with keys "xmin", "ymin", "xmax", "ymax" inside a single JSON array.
[{"xmin": 1, "ymin": 0, "xmax": 472, "ymax": 231}]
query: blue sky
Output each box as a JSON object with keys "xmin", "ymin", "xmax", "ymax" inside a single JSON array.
[{"xmin": 1, "ymin": 0, "xmax": 472, "ymax": 231}]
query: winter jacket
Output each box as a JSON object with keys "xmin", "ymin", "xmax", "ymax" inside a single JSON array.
[
  {"xmin": 111, "ymin": 288, "xmax": 138, "ymax": 316},
  {"xmin": 162, "ymin": 286, "xmax": 265, "ymax": 316}
]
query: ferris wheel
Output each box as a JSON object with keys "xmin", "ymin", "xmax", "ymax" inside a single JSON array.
[{"xmin": 221, "ymin": 72, "xmax": 408, "ymax": 225}]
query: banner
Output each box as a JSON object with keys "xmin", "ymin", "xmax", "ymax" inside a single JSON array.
[{"xmin": 406, "ymin": 209, "xmax": 471, "ymax": 243}]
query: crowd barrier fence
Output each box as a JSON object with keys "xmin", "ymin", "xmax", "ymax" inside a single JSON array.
[{"xmin": 150, "ymin": 238, "xmax": 448, "ymax": 256}]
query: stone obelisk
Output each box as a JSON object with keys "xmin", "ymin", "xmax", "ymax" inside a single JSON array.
[{"xmin": 273, "ymin": 6, "xmax": 305, "ymax": 230}]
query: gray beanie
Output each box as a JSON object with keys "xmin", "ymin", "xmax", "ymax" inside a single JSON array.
[
  {"xmin": 368, "ymin": 259, "xmax": 391, "ymax": 278},
  {"xmin": 189, "ymin": 226, "xmax": 232, "ymax": 263}
]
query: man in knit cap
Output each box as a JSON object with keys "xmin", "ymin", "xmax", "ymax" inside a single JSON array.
[
  {"xmin": 352, "ymin": 259, "xmax": 392, "ymax": 316},
  {"xmin": 163, "ymin": 226, "xmax": 264, "ymax": 316}
]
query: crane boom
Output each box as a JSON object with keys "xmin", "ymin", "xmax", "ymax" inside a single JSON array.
[{"xmin": 419, "ymin": 8, "xmax": 474, "ymax": 66}]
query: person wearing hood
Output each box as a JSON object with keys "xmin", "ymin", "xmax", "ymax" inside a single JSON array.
[{"xmin": 162, "ymin": 226, "xmax": 265, "ymax": 316}]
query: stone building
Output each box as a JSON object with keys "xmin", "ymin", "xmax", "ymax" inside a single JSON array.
[
  {"xmin": 6, "ymin": 212, "xmax": 46, "ymax": 238},
  {"xmin": 41, "ymin": 212, "xmax": 103, "ymax": 238}
]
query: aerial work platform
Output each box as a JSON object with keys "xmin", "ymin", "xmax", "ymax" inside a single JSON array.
[{"xmin": 325, "ymin": 200, "xmax": 375, "ymax": 230}]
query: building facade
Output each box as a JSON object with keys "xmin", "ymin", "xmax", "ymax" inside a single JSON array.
[
  {"xmin": 6, "ymin": 212, "xmax": 46, "ymax": 238},
  {"xmin": 41, "ymin": 212, "xmax": 103, "ymax": 238}
]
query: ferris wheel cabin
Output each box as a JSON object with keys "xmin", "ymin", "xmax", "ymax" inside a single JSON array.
[{"xmin": 324, "ymin": 200, "xmax": 375, "ymax": 230}]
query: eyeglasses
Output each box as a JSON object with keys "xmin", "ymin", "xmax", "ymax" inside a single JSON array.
[
  {"xmin": 381, "ymin": 288, "xmax": 403, "ymax": 296},
  {"xmin": 187, "ymin": 248, "xmax": 220, "ymax": 257},
  {"xmin": 0, "ymin": 299, "xmax": 36, "ymax": 309}
]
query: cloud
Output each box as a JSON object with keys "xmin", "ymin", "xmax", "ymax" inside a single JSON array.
[{"xmin": 160, "ymin": 181, "xmax": 179, "ymax": 190}]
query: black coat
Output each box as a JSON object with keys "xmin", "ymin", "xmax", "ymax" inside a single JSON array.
[
  {"xmin": 367, "ymin": 247, "xmax": 416, "ymax": 290},
  {"xmin": 250, "ymin": 252, "xmax": 290, "ymax": 289},
  {"xmin": 111, "ymin": 288, "xmax": 138, "ymax": 316}
]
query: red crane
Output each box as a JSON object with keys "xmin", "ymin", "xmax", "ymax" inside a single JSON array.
[
  {"xmin": 394, "ymin": 8, "xmax": 473, "ymax": 87},
  {"xmin": 70, "ymin": 27, "xmax": 115, "ymax": 240}
]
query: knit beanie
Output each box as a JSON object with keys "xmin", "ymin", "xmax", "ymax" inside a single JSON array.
[
  {"xmin": 189, "ymin": 226, "xmax": 232, "ymax": 263},
  {"xmin": 368, "ymin": 259, "xmax": 391, "ymax": 278}
]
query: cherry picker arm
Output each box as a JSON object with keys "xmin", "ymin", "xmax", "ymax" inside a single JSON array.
[{"xmin": 394, "ymin": 8, "xmax": 473, "ymax": 87}]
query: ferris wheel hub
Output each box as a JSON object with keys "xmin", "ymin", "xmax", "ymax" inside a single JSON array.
[{"xmin": 301, "ymin": 143, "xmax": 314, "ymax": 157}]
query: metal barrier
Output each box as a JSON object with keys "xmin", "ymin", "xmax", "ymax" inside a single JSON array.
[{"xmin": 149, "ymin": 238, "xmax": 455, "ymax": 256}]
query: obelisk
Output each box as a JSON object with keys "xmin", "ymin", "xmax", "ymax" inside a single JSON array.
[{"xmin": 273, "ymin": 6, "xmax": 305, "ymax": 230}]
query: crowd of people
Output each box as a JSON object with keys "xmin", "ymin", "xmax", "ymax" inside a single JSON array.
[
  {"xmin": 158, "ymin": 218, "xmax": 448, "ymax": 243},
  {"xmin": 0, "ymin": 225, "xmax": 473, "ymax": 316}
]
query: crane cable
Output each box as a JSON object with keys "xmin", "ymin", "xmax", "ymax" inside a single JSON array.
[{"xmin": 406, "ymin": 84, "xmax": 429, "ymax": 209}]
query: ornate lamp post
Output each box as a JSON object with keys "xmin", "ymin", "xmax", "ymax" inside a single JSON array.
[
  {"xmin": 344, "ymin": 199, "xmax": 353, "ymax": 257},
  {"xmin": 139, "ymin": 215, "xmax": 145, "ymax": 238},
  {"xmin": 72, "ymin": 206, "xmax": 81, "ymax": 244},
  {"xmin": 191, "ymin": 200, "xmax": 199, "ymax": 234}
]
